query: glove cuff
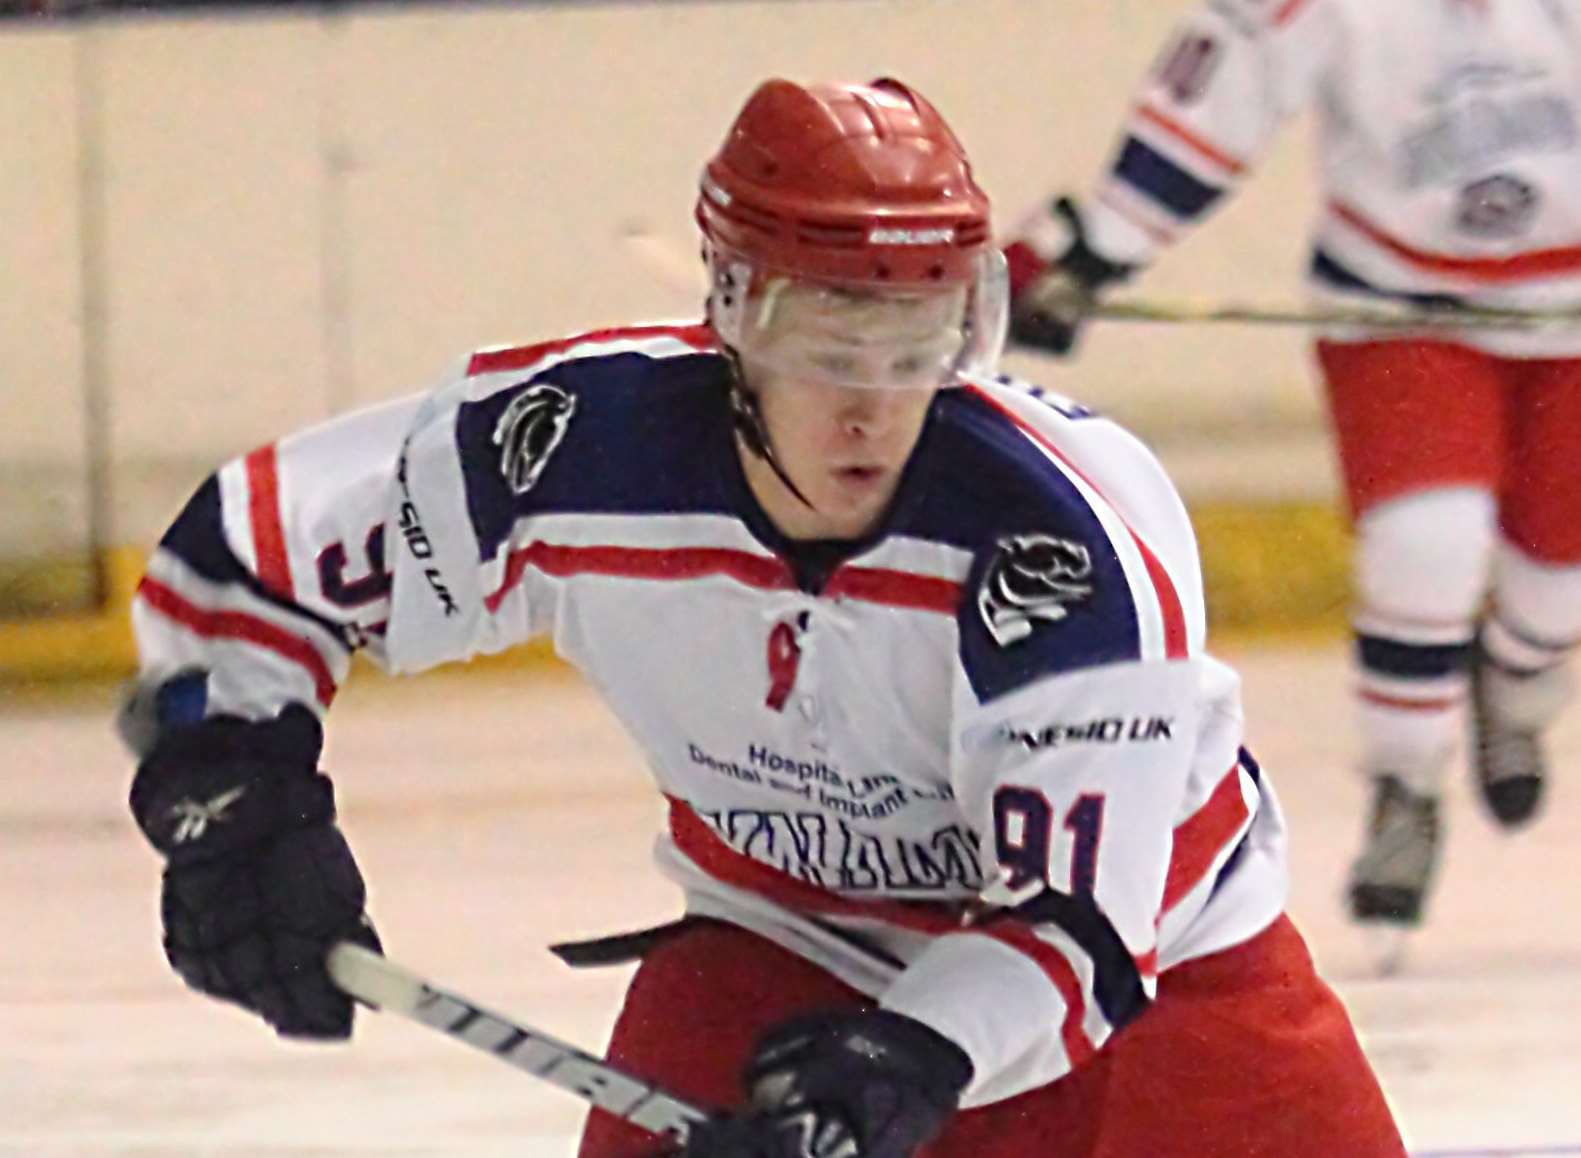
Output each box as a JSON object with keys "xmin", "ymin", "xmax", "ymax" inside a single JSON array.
[
  {"xmin": 860, "ymin": 1010, "xmax": 974, "ymax": 1106},
  {"xmin": 1052, "ymin": 196, "xmax": 1136, "ymax": 291},
  {"xmin": 1003, "ymin": 239, "xmax": 1051, "ymax": 300}
]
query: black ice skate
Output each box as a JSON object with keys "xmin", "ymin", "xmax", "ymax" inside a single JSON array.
[
  {"xmin": 1469, "ymin": 645, "xmax": 1546, "ymax": 828},
  {"xmin": 1347, "ymin": 775, "xmax": 1440, "ymax": 927}
]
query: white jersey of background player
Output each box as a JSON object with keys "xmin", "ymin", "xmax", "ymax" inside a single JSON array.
[
  {"xmin": 123, "ymin": 78, "xmax": 1404, "ymax": 1157},
  {"xmin": 1006, "ymin": 0, "xmax": 1581, "ymax": 939}
]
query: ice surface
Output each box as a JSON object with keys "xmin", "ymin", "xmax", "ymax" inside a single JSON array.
[{"xmin": 3, "ymin": 642, "xmax": 1577, "ymax": 1154}]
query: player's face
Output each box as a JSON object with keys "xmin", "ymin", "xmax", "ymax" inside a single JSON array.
[{"xmin": 737, "ymin": 280, "xmax": 966, "ymax": 539}]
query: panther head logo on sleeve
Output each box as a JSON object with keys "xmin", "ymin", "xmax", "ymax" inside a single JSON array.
[
  {"xmin": 492, "ymin": 383, "xmax": 577, "ymax": 495},
  {"xmin": 978, "ymin": 533, "xmax": 1095, "ymax": 646}
]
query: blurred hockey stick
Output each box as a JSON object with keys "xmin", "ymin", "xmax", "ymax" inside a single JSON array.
[
  {"xmin": 326, "ymin": 942, "xmax": 710, "ymax": 1144},
  {"xmin": 1088, "ymin": 297, "xmax": 1581, "ymax": 331},
  {"xmin": 619, "ymin": 226, "xmax": 1581, "ymax": 332}
]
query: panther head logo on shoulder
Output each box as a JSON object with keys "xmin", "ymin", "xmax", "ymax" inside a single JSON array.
[
  {"xmin": 978, "ymin": 533, "xmax": 1094, "ymax": 646},
  {"xmin": 493, "ymin": 383, "xmax": 576, "ymax": 496}
]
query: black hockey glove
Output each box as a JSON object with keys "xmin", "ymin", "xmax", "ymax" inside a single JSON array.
[
  {"xmin": 1005, "ymin": 195, "xmax": 1136, "ymax": 356},
  {"xmin": 682, "ymin": 1010, "xmax": 972, "ymax": 1158},
  {"xmin": 126, "ymin": 686, "xmax": 381, "ymax": 1040}
]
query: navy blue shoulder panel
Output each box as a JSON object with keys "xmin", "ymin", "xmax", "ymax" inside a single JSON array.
[
  {"xmin": 898, "ymin": 389, "xmax": 1142, "ymax": 702},
  {"xmin": 454, "ymin": 350, "xmax": 739, "ymax": 562}
]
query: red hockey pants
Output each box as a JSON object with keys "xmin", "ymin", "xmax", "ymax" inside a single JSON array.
[
  {"xmin": 578, "ymin": 913, "xmax": 1406, "ymax": 1157},
  {"xmin": 1318, "ymin": 338, "xmax": 1581, "ymax": 562}
]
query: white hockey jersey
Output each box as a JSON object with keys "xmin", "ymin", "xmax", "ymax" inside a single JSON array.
[
  {"xmin": 1049, "ymin": 0, "xmax": 1581, "ymax": 355},
  {"xmin": 130, "ymin": 324, "xmax": 1287, "ymax": 1106}
]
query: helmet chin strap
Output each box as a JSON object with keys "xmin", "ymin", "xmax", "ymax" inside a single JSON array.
[{"xmin": 724, "ymin": 350, "xmax": 818, "ymax": 512}]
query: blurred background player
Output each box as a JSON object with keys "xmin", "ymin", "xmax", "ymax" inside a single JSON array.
[
  {"xmin": 1004, "ymin": 0, "xmax": 1581, "ymax": 937},
  {"xmin": 120, "ymin": 77, "xmax": 1404, "ymax": 1156}
]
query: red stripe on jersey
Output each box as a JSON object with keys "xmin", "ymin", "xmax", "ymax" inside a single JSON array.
[
  {"xmin": 486, "ymin": 543, "xmax": 962, "ymax": 617},
  {"xmin": 964, "ymin": 386, "xmax": 1190, "ymax": 660},
  {"xmin": 1358, "ymin": 688, "xmax": 1462, "ymax": 713},
  {"xmin": 963, "ymin": 924, "xmax": 1098, "ymax": 1067},
  {"xmin": 466, "ymin": 323, "xmax": 716, "ymax": 377},
  {"xmin": 1332, "ymin": 200, "xmax": 1581, "ymax": 284},
  {"xmin": 1273, "ymin": 0, "xmax": 1314, "ymax": 26},
  {"xmin": 1162, "ymin": 762, "xmax": 1251, "ymax": 914},
  {"xmin": 244, "ymin": 445, "xmax": 293, "ymax": 599},
  {"xmin": 823, "ymin": 566, "xmax": 962, "ymax": 615},
  {"xmin": 1132, "ymin": 536, "xmax": 1189, "ymax": 659},
  {"xmin": 1134, "ymin": 947, "xmax": 1159, "ymax": 980},
  {"xmin": 487, "ymin": 543, "xmax": 795, "ymax": 612},
  {"xmin": 137, "ymin": 576, "xmax": 338, "ymax": 707},
  {"xmin": 1135, "ymin": 103, "xmax": 1247, "ymax": 177},
  {"xmin": 667, "ymin": 798, "xmax": 1103, "ymax": 1063}
]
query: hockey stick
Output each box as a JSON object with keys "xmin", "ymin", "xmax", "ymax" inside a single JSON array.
[
  {"xmin": 618, "ymin": 227, "xmax": 1581, "ymax": 332},
  {"xmin": 1089, "ymin": 297, "xmax": 1581, "ymax": 331},
  {"xmin": 326, "ymin": 942, "xmax": 711, "ymax": 1143}
]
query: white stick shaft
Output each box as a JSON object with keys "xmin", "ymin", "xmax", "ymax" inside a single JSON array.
[
  {"xmin": 327, "ymin": 942, "xmax": 710, "ymax": 1141},
  {"xmin": 1092, "ymin": 298, "xmax": 1581, "ymax": 331}
]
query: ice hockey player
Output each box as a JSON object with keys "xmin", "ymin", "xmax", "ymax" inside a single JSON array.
[
  {"xmin": 1005, "ymin": 0, "xmax": 1581, "ymax": 936},
  {"xmin": 121, "ymin": 76, "xmax": 1406, "ymax": 1156}
]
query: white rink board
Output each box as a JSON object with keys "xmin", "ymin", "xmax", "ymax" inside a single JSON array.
[
  {"xmin": 3, "ymin": 643, "xmax": 1580, "ymax": 1155},
  {"xmin": 0, "ymin": 0, "xmax": 1326, "ymax": 558}
]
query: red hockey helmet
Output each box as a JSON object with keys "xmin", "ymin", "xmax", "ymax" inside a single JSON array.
[
  {"xmin": 697, "ymin": 77, "xmax": 992, "ymax": 289},
  {"xmin": 698, "ymin": 78, "xmax": 1007, "ymax": 387}
]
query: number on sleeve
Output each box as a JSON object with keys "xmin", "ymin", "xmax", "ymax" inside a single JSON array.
[
  {"xmin": 993, "ymin": 787, "xmax": 1054, "ymax": 889},
  {"xmin": 317, "ymin": 525, "xmax": 392, "ymax": 608},
  {"xmin": 993, "ymin": 787, "xmax": 1108, "ymax": 897},
  {"xmin": 1063, "ymin": 793, "xmax": 1106, "ymax": 898},
  {"xmin": 1156, "ymin": 32, "xmax": 1222, "ymax": 103}
]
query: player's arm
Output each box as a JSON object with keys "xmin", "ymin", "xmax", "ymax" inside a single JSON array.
[
  {"xmin": 127, "ymin": 397, "xmax": 422, "ymax": 724},
  {"xmin": 1007, "ymin": 0, "xmax": 1337, "ymax": 353},
  {"xmin": 122, "ymin": 364, "xmax": 531, "ymax": 1040},
  {"xmin": 885, "ymin": 659, "xmax": 1233, "ymax": 1101}
]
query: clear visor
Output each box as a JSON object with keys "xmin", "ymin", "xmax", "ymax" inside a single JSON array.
[
  {"xmin": 734, "ymin": 278, "xmax": 969, "ymax": 392},
  {"xmin": 708, "ymin": 246, "xmax": 1010, "ymax": 392}
]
